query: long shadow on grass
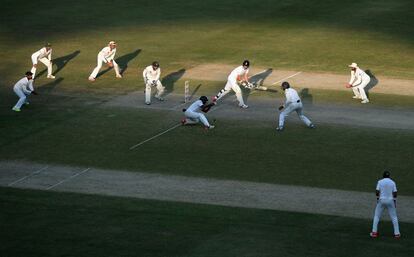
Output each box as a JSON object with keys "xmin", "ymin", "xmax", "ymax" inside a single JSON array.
[
  {"xmin": 364, "ymin": 70, "xmax": 379, "ymax": 99},
  {"xmin": 244, "ymin": 68, "xmax": 273, "ymax": 103},
  {"xmin": 300, "ymin": 88, "xmax": 313, "ymax": 106},
  {"xmin": 97, "ymin": 49, "xmax": 141, "ymax": 78},
  {"xmin": 36, "ymin": 51, "xmax": 80, "ymax": 78},
  {"xmin": 161, "ymin": 68, "xmax": 186, "ymax": 96}
]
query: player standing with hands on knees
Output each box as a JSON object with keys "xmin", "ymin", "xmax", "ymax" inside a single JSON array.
[
  {"xmin": 181, "ymin": 96, "xmax": 215, "ymax": 130},
  {"xmin": 31, "ymin": 43, "xmax": 55, "ymax": 79},
  {"xmin": 346, "ymin": 63, "xmax": 370, "ymax": 103},
  {"xmin": 370, "ymin": 171, "xmax": 400, "ymax": 239},
  {"xmin": 276, "ymin": 82, "xmax": 314, "ymax": 131},
  {"xmin": 212, "ymin": 60, "xmax": 250, "ymax": 109},
  {"xmin": 89, "ymin": 41, "xmax": 122, "ymax": 81},
  {"xmin": 142, "ymin": 61, "xmax": 165, "ymax": 105},
  {"xmin": 12, "ymin": 71, "xmax": 38, "ymax": 112}
]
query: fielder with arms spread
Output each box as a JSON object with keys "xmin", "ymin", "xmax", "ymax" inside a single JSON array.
[
  {"xmin": 181, "ymin": 96, "xmax": 215, "ymax": 130},
  {"xmin": 89, "ymin": 41, "xmax": 122, "ymax": 81},
  {"xmin": 370, "ymin": 171, "xmax": 400, "ymax": 238},
  {"xmin": 142, "ymin": 61, "xmax": 165, "ymax": 105}
]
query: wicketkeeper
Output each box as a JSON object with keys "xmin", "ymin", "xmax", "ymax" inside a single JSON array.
[{"xmin": 142, "ymin": 61, "xmax": 165, "ymax": 105}]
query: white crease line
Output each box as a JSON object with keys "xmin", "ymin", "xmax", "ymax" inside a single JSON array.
[
  {"xmin": 8, "ymin": 165, "xmax": 49, "ymax": 186},
  {"xmin": 271, "ymin": 71, "xmax": 302, "ymax": 85},
  {"xmin": 130, "ymin": 123, "xmax": 182, "ymax": 150},
  {"xmin": 46, "ymin": 168, "xmax": 90, "ymax": 190}
]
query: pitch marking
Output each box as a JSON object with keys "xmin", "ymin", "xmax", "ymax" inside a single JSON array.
[
  {"xmin": 46, "ymin": 168, "xmax": 90, "ymax": 190},
  {"xmin": 271, "ymin": 71, "xmax": 302, "ymax": 85},
  {"xmin": 8, "ymin": 165, "xmax": 49, "ymax": 186}
]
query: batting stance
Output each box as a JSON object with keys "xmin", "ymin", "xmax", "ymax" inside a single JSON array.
[
  {"xmin": 12, "ymin": 71, "xmax": 38, "ymax": 112},
  {"xmin": 276, "ymin": 82, "xmax": 314, "ymax": 131},
  {"xmin": 31, "ymin": 43, "xmax": 55, "ymax": 79},
  {"xmin": 89, "ymin": 41, "xmax": 122, "ymax": 81},
  {"xmin": 181, "ymin": 96, "xmax": 215, "ymax": 129},
  {"xmin": 346, "ymin": 63, "xmax": 370, "ymax": 103},
  {"xmin": 142, "ymin": 61, "xmax": 165, "ymax": 105},
  {"xmin": 213, "ymin": 60, "xmax": 250, "ymax": 109},
  {"xmin": 370, "ymin": 171, "xmax": 400, "ymax": 238}
]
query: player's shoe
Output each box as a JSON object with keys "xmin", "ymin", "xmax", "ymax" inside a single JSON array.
[
  {"xmin": 206, "ymin": 125, "xmax": 215, "ymax": 130},
  {"xmin": 276, "ymin": 126, "xmax": 284, "ymax": 132},
  {"xmin": 145, "ymin": 102, "xmax": 151, "ymax": 105},
  {"xmin": 309, "ymin": 124, "xmax": 315, "ymax": 129},
  {"xmin": 155, "ymin": 96, "xmax": 164, "ymax": 101},
  {"xmin": 394, "ymin": 234, "xmax": 401, "ymax": 239},
  {"xmin": 361, "ymin": 99, "xmax": 370, "ymax": 104},
  {"xmin": 370, "ymin": 232, "xmax": 378, "ymax": 238},
  {"xmin": 116, "ymin": 74, "xmax": 122, "ymax": 78},
  {"xmin": 47, "ymin": 75, "xmax": 56, "ymax": 79},
  {"xmin": 88, "ymin": 77, "xmax": 96, "ymax": 82},
  {"xmin": 12, "ymin": 107, "xmax": 21, "ymax": 112},
  {"xmin": 239, "ymin": 104, "xmax": 249, "ymax": 109},
  {"xmin": 181, "ymin": 119, "xmax": 187, "ymax": 125}
]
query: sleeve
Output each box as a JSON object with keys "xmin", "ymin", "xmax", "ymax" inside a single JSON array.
[
  {"xmin": 285, "ymin": 91, "xmax": 292, "ymax": 106},
  {"xmin": 393, "ymin": 182, "xmax": 397, "ymax": 192},
  {"xmin": 31, "ymin": 51, "xmax": 40, "ymax": 64},
  {"xmin": 107, "ymin": 49, "xmax": 116, "ymax": 62},
  {"xmin": 155, "ymin": 68, "xmax": 160, "ymax": 81},
  {"xmin": 143, "ymin": 67, "xmax": 147, "ymax": 80},
  {"xmin": 48, "ymin": 49, "xmax": 52, "ymax": 60},
  {"xmin": 352, "ymin": 70, "xmax": 362, "ymax": 86},
  {"xmin": 375, "ymin": 181, "xmax": 380, "ymax": 191},
  {"xmin": 244, "ymin": 69, "xmax": 249, "ymax": 81},
  {"xmin": 348, "ymin": 70, "xmax": 355, "ymax": 85},
  {"xmin": 28, "ymin": 80, "xmax": 34, "ymax": 92}
]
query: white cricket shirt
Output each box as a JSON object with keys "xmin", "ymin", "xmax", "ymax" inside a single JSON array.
[
  {"xmin": 349, "ymin": 68, "xmax": 370, "ymax": 86},
  {"xmin": 143, "ymin": 66, "xmax": 161, "ymax": 81},
  {"xmin": 98, "ymin": 46, "xmax": 116, "ymax": 62},
  {"xmin": 13, "ymin": 77, "xmax": 34, "ymax": 94},
  {"xmin": 376, "ymin": 178, "xmax": 397, "ymax": 200},
  {"xmin": 284, "ymin": 88, "xmax": 301, "ymax": 105},
  {"xmin": 32, "ymin": 47, "xmax": 52, "ymax": 60},
  {"xmin": 228, "ymin": 66, "xmax": 249, "ymax": 83},
  {"xmin": 187, "ymin": 100, "xmax": 203, "ymax": 112}
]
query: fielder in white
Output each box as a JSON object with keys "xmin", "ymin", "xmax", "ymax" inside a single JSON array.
[
  {"xmin": 370, "ymin": 171, "xmax": 400, "ymax": 238},
  {"xmin": 31, "ymin": 43, "xmax": 55, "ymax": 79},
  {"xmin": 12, "ymin": 71, "xmax": 38, "ymax": 112},
  {"xmin": 142, "ymin": 61, "xmax": 165, "ymax": 105},
  {"xmin": 213, "ymin": 60, "xmax": 250, "ymax": 108},
  {"xmin": 181, "ymin": 96, "xmax": 215, "ymax": 129},
  {"xmin": 89, "ymin": 41, "xmax": 122, "ymax": 81},
  {"xmin": 276, "ymin": 82, "xmax": 314, "ymax": 131},
  {"xmin": 346, "ymin": 62, "xmax": 370, "ymax": 103}
]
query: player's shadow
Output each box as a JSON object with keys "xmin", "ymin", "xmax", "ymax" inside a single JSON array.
[
  {"xmin": 244, "ymin": 68, "xmax": 273, "ymax": 102},
  {"xmin": 161, "ymin": 68, "xmax": 186, "ymax": 96},
  {"xmin": 299, "ymin": 88, "xmax": 313, "ymax": 106},
  {"xmin": 97, "ymin": 49, "xmax": 141, "ymax": 77},
  {"xmin": 364, "ymin": 70, "xmax": 379, "ymax": 98},
  {"xmin": 189, "ymin": 83, "xmax": 202, "ymax": 101},
  {"xmin": 37, "ymin": 77, "xmax": 64, "ymax": 94},
  {"xmin": 36, "ymin": 50, "xmax": 81, "ymax": 78}
]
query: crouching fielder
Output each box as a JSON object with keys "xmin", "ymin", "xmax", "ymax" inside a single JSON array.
[
  {"xmin": 12, "ymin": 71, "xmax": 38, "ymax": 112},
  {"xmin": 370, "ymin": 171, "xmax": 400, "ymax": 239},
  {"xmin": 182, "ymin": 96, "xmax": 215, "ymax": 129},
  {"xmin": 276, "ymin": 82, "xmax": 314, "ymax": 131},
  {"xmin": 142, "ymin": 61, "xmax": 165, "ymax": 105},
  {"xmin": 89, "ymin": 41, "xmax": 121, "ymax": 81},
  {"xmin": 346, "ymin": 62, "xmax": 370, "ymax": 103},
  {"xmin": 31, "ymin": 43, "xmax": 55, "ymax": 79}
]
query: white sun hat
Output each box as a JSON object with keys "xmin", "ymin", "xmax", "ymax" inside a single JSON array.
[
  {"xmin": 109, "ymin": 41, "xmax": 117, "ymax": 45},
  {"xmin": 348, "ymin": 62, "xmax": 358, "ymax": 68}
]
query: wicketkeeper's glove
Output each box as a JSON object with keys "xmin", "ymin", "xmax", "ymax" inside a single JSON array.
[
  {"xmin": 31, "ymin": 90, "xmax": 38, "ymax": 95},
  {"xmin": 201, "ymin": 103, "xmax": 216, "ymax": 113},
  {"xmin": 278, "ymin": 105, "xmax": 284, "ymax": 111}
]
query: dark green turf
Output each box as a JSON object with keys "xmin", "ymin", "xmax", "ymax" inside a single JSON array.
[{"xmin": 1, "ymin": 187, "xmax": 412, "ymax": 257}]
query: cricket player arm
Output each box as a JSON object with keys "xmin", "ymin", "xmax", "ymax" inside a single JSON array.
[
  {"xmin": 28, "ymin": 81, "xmax": 34, "ymax": 92},
  {"xmin": 48, "ymin": 50, "xmax": 52, "ymax": 61},
  {"xmin": 375, "ymin": 190, "xmax": 380, "ymax": 200},
  {"xmin": 155, "ymin": 69, "xmax": 161, "ymax": 81}
]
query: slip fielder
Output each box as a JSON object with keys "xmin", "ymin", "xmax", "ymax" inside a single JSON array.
[
  {"xmin": 346, "ymin": 63, "xmax": 370, "ymax": 103},
  {"xmin": 142, "ymin": 61, "xmax": 165, "ymax": 105},
  {"xmin": 89, "ymin": 41, "xmax": 122, "ymax": 81},
  {"xmin": 12, "ymin": 71, "xmax": 38, "ymax": 112},
  {"xmin": 31, "ymin": 43, "xmax": 55, "ymax": 79}
]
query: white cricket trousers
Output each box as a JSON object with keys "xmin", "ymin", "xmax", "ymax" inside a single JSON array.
[
  {"xmin": 13, "ymin": 86, "xmax": 29, "ymax": 109},
  {"xmin": 184, "ymin": 110, "xmax": 210, "ymax": 127},
  {"xmin": 352, "ymin": 78, "xmax": 370, "ymax": 101},
  {"xmin": 278, "ymin": 102, "xmax": 312, "ymax": 128},
  {"xmin": 216, "ymin": 80, "xmax": 245, "ymax": 106},
  {"xmin": 372, "ymin": 199, "xmax": 400, "ymax": 235},
  {"xmin": 31, "ymin": 57, "xmax": 52, "ymax": 78},
  {"xmin": 145, "ymin": 80, "xmax": 165, "ymax": 103},
  {"xmin": 89, "ymin": 56, "xmax": 120, "ymax": 79}
]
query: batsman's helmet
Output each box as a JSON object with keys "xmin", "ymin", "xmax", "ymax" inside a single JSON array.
[
  {"xmin": 242, "ymin": 60, "xmax": 250, "ymax": 68},
  {"xmin": 25, "ymin": 71, "xmax": 33, "ymax": 76},
  {"xmin": 383, "ymin": 171, "xmax": 391, "ymax": 178},
  {"xmin": 45, "ymin": 42, "xmax": 52, "ymax": 47},
  {"xmin": 152, "ymin": 61, "xmax": 160, "ymax": 68},
  {"xmin": 200, "ymin": 96, "xmax": 208, "ymax": 104},
  {"xmin": 281, "ymin": 81, "xmax": 290, "ymax": 90}
]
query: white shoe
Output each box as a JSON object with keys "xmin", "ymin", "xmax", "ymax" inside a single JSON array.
[
  {"xmin": 47, "ymin": 75, "xmax": 56, "ymax": 79},
  {"xmin": 276, "ymin": 126, "xmax": 283, "ymax": 131},
  {"xmin": 155, "ymin": 96, "xmax": 164, "ymax": 101},
  {"xmin": 206, "ymin": 125, "xmax": 215, "ymax": 130},
  {"xmin": 12, "ymin": 107, "xmax": 21, "ymax": 112},
  {"xmin": 309, "ymin": 124, "xmax": 315, "ymax": 129},
  {"xmin": 361, "ymin": 99, "xmax": 369, "ymax": 104},
  {"xmin": 88, "ymin": 77, "xmax": 96, "ymax": 82},
  {"xmin": 116, "ymin": 74, "xmax": 122, "ymax": 78},
  {"xmin": 239, "ymin": 104, "xmax": 249, "ymax": 109},
  {"xmin": 145, "ymin": 102, "xmax": 151, "ymax": 105}
]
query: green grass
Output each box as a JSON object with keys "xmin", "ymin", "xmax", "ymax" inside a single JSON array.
[
  {"xmin": 1, "ymin": 187, "xmax": 412, "ymax": 257},
  {"xmin": 1, "ymin": 93, "xmax": 413, "ymax": 195}
]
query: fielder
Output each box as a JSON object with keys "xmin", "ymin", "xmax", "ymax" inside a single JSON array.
[
  {"xmin": 181, "ymin": 96, "xmax": 215, "ymax": 129},
  {"xmin": 276, "ymin": 82, "xmax": 314, "ymax": 131},
  {"xmin": 31, "ymin": 43, "xmax": 55, "ymax": 79},
  {"xmin": 88, "ymin": 41, "xmax": 122, "ymax": 81},
  {"xmin": 142, "ymin": 61, "xmax": 165, "ymax": 105},
  {"xmin": 213, "ymin": 60, "xmax": 250, "ymax": 108},
  {"xmin": 370, "ymin": 171, "xmax": 400, "ymax": 238},
  {"xmin": 12, "ymin": 71, "xmax": 38, "ymax": 112},
  {"xmin": 346, "ymin": 63, "xmax": 370, "ymax": 103}
]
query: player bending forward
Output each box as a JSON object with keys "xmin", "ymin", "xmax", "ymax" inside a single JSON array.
[
  {"xmin": 182, "ymin": 96, "xmax": 215, "ymax": 129},
  {"xmin": 142, "ymin": 61, "xmax": 165, "ymax": 105},
  {"xmin": 346, "ymin": 62, "xmax": 370, "ymax": 103},
  {"xmin": 89, "ymin": 41, "xmax": 122, "ymax": 81},
  {"xmin": 276, "ymin": 82, "xmax": 315, "ymax": 131},
  {"xmin": 31, "ymin": 43, "xmax": 55, "ymax": 79},
  {"xmin": 212, "ymin": 60, "xmax": 250, "ymax": 108},
  {"xmin": 12, "ymin": 71, "xmax": 38, "ymax": 112}
]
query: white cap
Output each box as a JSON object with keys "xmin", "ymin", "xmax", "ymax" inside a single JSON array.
[
  {"xmin": 109, "ymin": 41, "xmax": 116, "ymax": 45},
  {"xmin": 348, "ymin": 62, "xmax": 358, "ymax": 68}
]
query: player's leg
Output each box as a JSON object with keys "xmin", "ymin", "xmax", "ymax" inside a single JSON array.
[
  {"xmin": 278, "ymin": 104, "xmax": 294, "ymax": 129},
  {"xmin": 352, "ymin": 86, "xmax": 361, "ymax": 99},
  {"xmin": 112, "ymin": 60, "xmax": 122, "ymax": 78},
  {"xmin": 39, "ymin": 57, "xmax": 54, "ymax": 78},
  {"xmin": 155, "ymin": 80, "xmax": 165, "ymax": 100},
  {"xmin": 31, "ymin": 54, "xmax": 38, "ymax": 78},
  {"xmin": 145, "ymin": 82, "xmax": 152, "ymax": 104},
  {"xmin": 385, "ymin": 200, "xmax": 400, "ymax": 236},
  {"xmin": 89, "ymin": 56, "xmax": 103, "ymax": 80},
  {"xmin": 215, "ymin": 81, "xmax": 232, "ymax": 101},
  {"xmin": 295, "ymin": 104, "xmax": 313, "ymax": 127},
  {"xmin": 231, "ymin": 83, "xmax": 247, "ymax": 107},
  {"xmin": 184, "ymin": 111, "xmax": 201, "ymax": 124},
  {"xmin": 359, "ymin": 78, "xmax": 370, "ymax": 103},
  {"xmin": 13, "ymin": 88, "xmax": 27, "ymax": 110},
  {"xmin": 372, "ymin": 201, "xmax": 385, "ymax": 233}
]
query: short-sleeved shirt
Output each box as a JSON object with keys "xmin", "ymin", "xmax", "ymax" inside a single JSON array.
[
  {"xmin": 285, "ymin": 88, "xmax": 301, "ymax": 105},
  {"xmin": 376, "ymin": 178, "xmax": 397, "ymax": 200},
  {"xmin": 187, "ymin": 100, "xmax": 203, "ymax": 112},
  {"xmin": 228, "ymin": 66, "xmax": 249, "ymax": 83}
]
